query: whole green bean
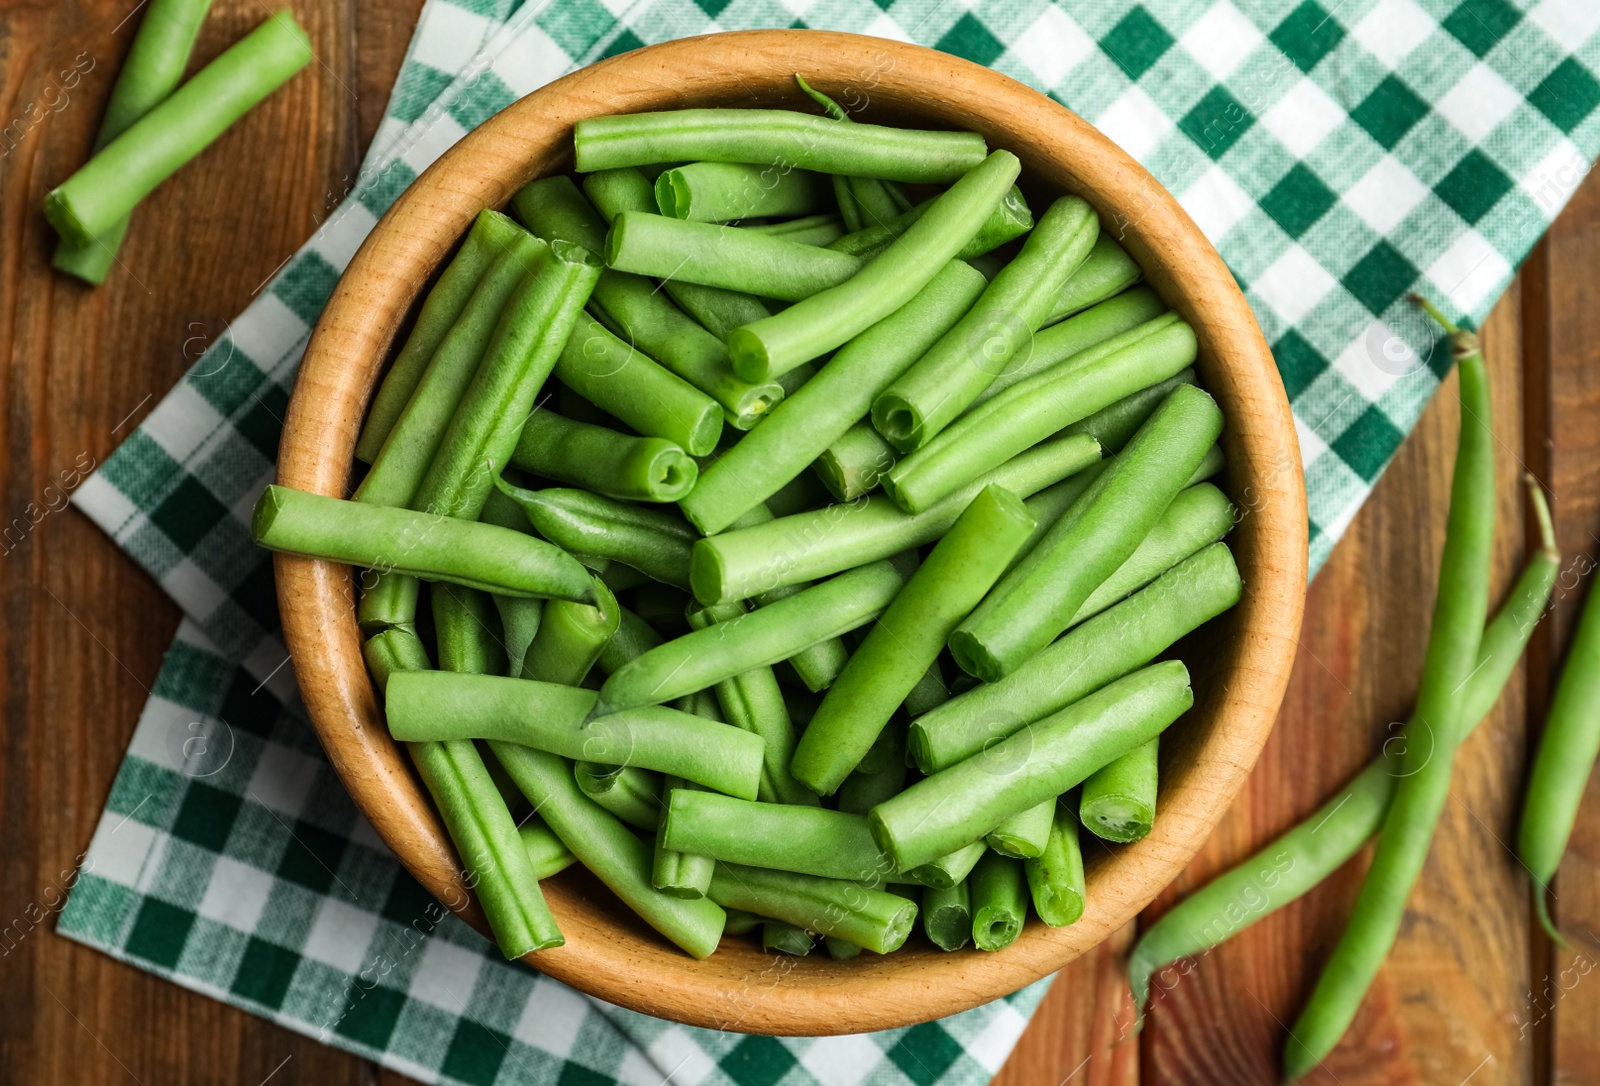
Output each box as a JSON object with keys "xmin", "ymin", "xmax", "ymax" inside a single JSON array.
[
  {"xmin": 520, "ymin": 821, "xmax": 577, "ymax": 880},
  {"xmin": 900, "ymin": 840, "xmax": 988, "ymax": 890},
  {"xmin": 1027, "ymin": 801, "xmax": 1086, "ymax": 926},
  {"xmin": 706, "ymin": 862, "xmax": 917, "ymax": 954},
  {"xmin": 746, "ymin": 212, "xmax": 845, "ymax": 246},
  {"xmin": 575, "ymin": 762, "xmax": 663, "ymax": 831},
  {"xmin": 664, "ymin": 791, "xmax": 895, "ymax": 883},
  {"xmin": 574, "ymin": 108, "xmax": 987, "ymax": 183},
  {"xmin": 513, "ymin": 410, "xmax": 697, "ymax": 503},
  {"xmin": 790, "ymin": 485, "xmax": 1035, "ymax": 795},
  {"xmin": 923, "ymin": 882, "xmax": 972, "ymax": 951},
  {"xmin": 972, "ymin": 287, "xmax": 1169, "ymax": 405},
  {"xmin": 836, "ymin": 727, "xmax": 909, "ymax": 816},
  {"xmin": 596, "ymin": 605, "xmax": 666, "ymax": 675},
  {"xmin": 764, "ymin": 921, "xmax": 815, "ymax": 956},
  {"xmin": 386, "ymin": 671, "xmax": 764, "ymax": 799},
  {"xmin": 1046, "ymin": 233, "xmax": 1143, "ymax": 324},
  {"xmin": 691, "ymin": 433, "xmax": 1101, "ymax": 604},
  {"xmin": 828, "ymin": 187, "xmax": 1034, "ymax": 260},
  {"xmin": 432, "ymin": 584, "xmax": 508, "ymax": 676},
  {"xmin": 970, "ymin": 853, "xmax": 1028, "ymax": 951},
  {"xmin": 606, "ymin": 211, "xmax": 861, "ymax": 302},
  {"xmin": 655, "ymin": 776, "xmax": 715, "ymax": 898},
  {"xmin": 912, "ymin": 542, "xmax": 1239, "ymax": 773},
  {"xmin": 45, "ymin": 11, "xmax": 311, "ymax": 246},
  {"xmin": 252, "ymin": 485, "xmax": 595, "ymax": 602},
  {"xmin": 1284, "ymin": 302, "xmax": 1496, "ymax": 1081},
  {"xmin": 884, "ymin": 315, "xmax": 1197, "ymax": 513},
  {"xmin": 494, "ymin": 481, "xmax": 697, "ymax": 589},
  {"xmin": 683, "ymin": 260, "xmax": 986, "ymax": 532},
  {"xmin": 493, "ymin": 742, "xmax": 727, "ymax": 959},
  {"xmin": 986, "ymin": 799, "xmax": 1056, "ymax": 859},
  {"xmin": 814, "ymin": 422, "xmax": 900, "ymax": 502},
  {"xmin": 655, "ymin": 162, "xmax": 827, "ymax": 222},
  {"xmin": 872, "ymin": 662, "xmax": 1192, "ymax": 870},
  {"xmin": 872, "ymin": 196, "xmax": 1101, "ymax": 453},
  {"xmin": 726, "ymin": 150, "xmax": 1021, "ymax": 382},
  {"xmin": 52, "ymin": 0, "xmax": 213, "ymax": 284},
  {"xmin": 520, "ymin": 577, "xmax": 618, "ymax": 685},
  {"xmin": 557, "ymin": 315, "xmax": 722, "ymax": 455},
  {"xmin": 357, "ymin": 211, "xmax": 528, "ymax": 461},
  {"xmin": 598, "ymin": 561, "xmax": 906, "ymax": 714},
  {"xmin": 952, "ymin": 385, "xmax": 1224, "ymax": 681},
  {"xmin": 1080, "ymin": 739, "xmax": 1158, "ymax": 843}
]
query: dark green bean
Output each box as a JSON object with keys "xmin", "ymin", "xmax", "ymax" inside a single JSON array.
[
  {"xmin": 814, "ymin": 422, "xmax": 899, "ymax": 502},
  {"xmin": 923, "ymin": 882, "xmax": 972, "ymax": 951},
  {"xmin": 764, "ymin": 921, "xmax": 815, "ymax": 956},
  {"xmin": 431, "ymin": 584, "xmax": 507, "ymax": 676},
  {"xmin": 835, "ymin": 726, "xmax": 909, "ymax": 816},
  {"xmin": 595, "ymin": 605, "xmax": 666, "ymax": 676}
]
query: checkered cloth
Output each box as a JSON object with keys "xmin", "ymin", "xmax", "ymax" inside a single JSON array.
[{"xmin": 60, "ymin": 0, "xmax": 1600, "ymax": 1083}]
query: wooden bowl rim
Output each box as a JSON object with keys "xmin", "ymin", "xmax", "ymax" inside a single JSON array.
[{"xmin": 274, "ymin": 29, "xmax": 1308, "ymax": 1035}]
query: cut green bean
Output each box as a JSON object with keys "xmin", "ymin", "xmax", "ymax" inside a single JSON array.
[
  {"xmin": 52, "ymin": 0, "xmax": 213, "ymax": 284},
  {"xmin": 683, "ymin": 260, "xmax": 986, "ymax": 532},
  {"xmin": 575, "ymin": 763, "xmax": 663, "ymax": 832},
  {"xmin": 814, "ymin": 422, "xmax": 899, "ymax": 502},
  {"xmin": 745, "ymin": 212, "xmax": 845, "ymax": 246},
  {"xmin": 828, "ymin": 187, "xmax": 1034, "ymax": 260},
  {"xmin": 495, "ymin": 481, "xmax": 697, "ymax": 590},
  {"xmin": 726, "ymin": 150, "xmax": 1020, "ymax": 382},
  {"xmin": 557, "ymin": 315, "xmax": 722, "ymax": 456},
  {"xmin": 1060, "ymin": 369, "xmax": 1196, "ymax": 455},
  {"xmin": 748, "ymin": 583, "xmax": 849, "ymax": 693},
  {"xmin": 513, "ymin": 410, "xmax": 697, "ymax": 503},
  {"xmin": 764, "ymin": 921, "xmax": 815, "ymax": 956},
  {"xmin": 655, "ymin": 162, "xmax": 828, "ymax": 222},
  {"xmin": 357, "ymin": 211, "xmax": 529, "ymax": 461},
  {"xmin": 691, "ymin": 433, "xmax": 1100, "ymax": 604},
  {"xmin": 654, "ymin": 776, "xmax": 715, "ymax": 898},
  {"xmin": 607, "ymin": 211, "xmax": 861, "ymax": 302},
  {"xmin": 872, "ymin": 662, "xmax": 1192, "ymax": 870},
  {"xmin": 707, "ymin": 862, "xmax": 917, "ymax": 955},
  {"xmin": 836, "ymin": 726, "xmax": 909, "ymax": 816},
  {"xmin": 884, "ymin": 314, "xmax": 1197, "ymax": 513},
  {"xmin": 574, "ymin": 108, "xmax": 987, "ymax": 183},
  {"xmin": 520, "ymin": 821, "xmax": 578, "ymax": 880},
  {"xmin": 901, "ymin": 841, "xmax": 988, "ymax": 890},
  {"xmin": 1027, "ymin": 801, "xmax": 1086, "ymax": 926},
  {"xmin": 923, "ymin": 881, "xmax": 972, "ymax": 951},
  {"xmin": 1080, "ymin": 738, "xmax": 1158, "ymax": 843},
  {"xmin": 1046, "ymin": 233, "xmax": 1143, "ymax": 324},
  {"xmin": 823, "ymin": 935, "xmax": 861, "ymax": 960},
  {"xmin": 832, "ymin": 172, "xmax": 862, "ymax": 232},
  {"xmin": 905, "ymin": 660, "xmax": 950, "ymax": 718},
  {"xmin": 969, "ymin": 852, "xmax": 1027, "ymax": 951},
  {"xmin": 972, "ymin": 287, "xmax": 1169, "ymax": 406},
  {"xmin": 253, "ymin": 485, "xmax": 595, "ymax": 602},
  {"xmin": 951, "ymin": 385, "xmax": 1224, "ymax": 681},
  {"xmin": 596, "ymin": 605, "xmax": 666, "ymax": 675},
  {"xmin": 872, "ymin": 196, "xmax": 1101, "ymax": 453},
  {"xmin": 493, "ymin": 743, "xmax": 726, "ymax": 959},
  {"xmin": 386, "ymin": 671, "xmax": 764, "ymax": 799},
  {"xmin": 664, "ymin": 791, "xmax": 895, "ymax": 883},
  {"xmin": 45, "ymin": 10, "xmax": 312, "ymax": 246},
  {"xmin": 362, "ymin": 627, "xmax": 432, "ymax": 692},
  {"xmin": 848, "ymin": 175, "xmax": 905, "ymax": 227},
  {"xmin": 479, "ymin": 489, "xmax": 544, "ymax": 674},
  {"xmin": 791, "ymin": 485, "xmax": 1035, "ymax": 795},
  {"xmin": 911, "ymin": 542, "xmax": 1240, "ymax": 773},
  {"xmin": 986, "ymin": 799, "xmax": 1056, "ymax": 860},
  {"xmin": 432, "ymin": 584, "xmax": 508, "ymax": 677},
  {"xmin": 520, "ymin": 577, "xmax": 618, "ymax": 686}
]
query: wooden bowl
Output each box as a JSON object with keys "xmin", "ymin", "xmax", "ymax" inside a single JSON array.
[{"xmin": 275, "ymin": 30, "xmax": 1307, "ymax": 1035}]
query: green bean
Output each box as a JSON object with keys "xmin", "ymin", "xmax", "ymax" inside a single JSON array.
[
  {"xmin": 952, "ymin": 385, "xmax": 1223, "ymax": 681},
  {"xmin": 357, "ymin": 211, "xmax": 529, "ymax": 461},
  {"xmin": 723, "ymin": 908, "xmax": 762, "ymax": 935},
  {"xmin": 692, "ymin": 432, "xmax": 1100, "ymax": 604},
  {"xmin": 1060, "ymin": 369, "xmax": 1196, "ymax": 455},
  {"xmin": 575, "ymin": 762, "xmax": 663, "ymax": 831},
  {"xmin": 986, "ymin": 800, "xmax": 1056, "ymax": 859},
  {"xmin": 900, "ymin": 840, "xmax": 988, "ymax": 890},
  {"xmin": 791, "ymin": 73, "xmax": 910, "ymax": 229},
  {"xmin": 431, "ymin": 584, "xmax": 508, "ymax": 676},
  {"xmin": 493, "ymin": 742, "xmax": 726, "ymax": 959},
  {"xmin": 706, "ymin": 862, "xmax": 917, "ymax": 954},
  {"xmin": 478, "ymin": 489, "xmax": 544, "ymax": 673},
  {"xmin": 1080, "ymin": 739, "xmax": 1158, "ymax": 843},
  {"xmin": 823, "ymin": 935, "xmax": 861, "ymax": 960},
  {"xmin": 45, "ymin": 11, "xmax": 311, "ymax": 247},
  {"xmin": 1046, "ymin": 233, "xmax": 1143, "ymax": 324},
  {"xmin": 872, "ymin": 662, "xmax": 1192, "ymax": 870},
  {"xmin": 512, "ymin": 176, "xmax": 781, "ymax": 428},
  {"xmin": 969, "ymin": 852, "xmax": 1028, "ymax": 951},
  {"xmin": 596, "ymin": 605, "xmax": 666, "ymax": 675},
  {"xmin": 386, "ymin": 671, "xmax": 764, "ymax": 798},
  {"xmin": 654, "ymin": 162, "xmax": 828, "ymax": 222},
  {"xmin": 911, "ymin": 542, "xmax": 1239, "ymax": 773},
  {"xmin": 814, "ymin": 422, "xmax": 899, "ymax": 502},
  {"xmin": 574, "ymin": 108, "xmax": 987, "ymax": 183},
  {"xmin": 1027, "ymin": 801, "xmax": 1086, "ymax": 926},
  {"xmin": 253, "ymin": 485, "xmax": 595, "ymax": 602},
  {"xmin": 520, "ymin": 821, "xmax": 577, "ymax": 880},
  {"xmin": 847, "ymin": 175, "xmax": 904, "ymax": 226},
  {"xmin": 664, "ymin": 791, "xmax": 895, "ymax": 882},
  {"xmin": 607, "ymin": 212, "xmax": 861, "ymax": 302},
  {"xmin": 872, "ymin": 196, "xmax": 1101, "ymax": 453},
  {"xmin": 923, "ymin": 882, "xmax": 971, "ymax": 951},
  {"xmin": 884, "ymin": 315, "xmax": 1197, "ymax": 513},
  {"xmin": 832, "ymin": 172, "xmax": 863, "ymax": 232},
  {"xmin": 362, "ymin": 627, "xmax": 432, "ymax": 691},
  {"xmin": 836, "ymin": 727, "xmax": 909, "ymax": 816},
  {"xmin": 683, "ymin": 260, "xmax": 986, "ymax": 532},
  {"xmin": 745, "ymin": 213, "xmax": 845, "ymax": 246},
  {"xmin": 905, "ymin": 660, "xmax": 950, "ymax": 718},
  {"xmin": 513, "ymin": 410, "xmax": 697, "ymax": 503},
  {"xmin": 791, "ymin": 485, "xmax": 1035, "ymax": 795},
  {"xmin": 520, "ymin": 577, "xmax": 618, "ymax": 686},
  {"xmin": 654, "ymin": 777, "xmax": 715, "ymax": 898},
  {"xmin": 763, "ymin": 921, "xmax": 815, "ymax": 956},
  {"xmin": 598, "ymin": 561, "xmax": 905, "ymax": 713},
  {"xmin": 52, "ymin": 0, "xmax": 213, "ymax": 284},
  {"xmin": 1284, "ymin": 301, "xmax": 1496, "ymax": 1080},
  {"xmin": 495, "ymin": 481, "xmax": 697, "ymax": 589},
  {"xmin": 766, "ymin": 470, "xmax": 833, "ymax": 518},
  {"xmin": 557, "ymin": 316, "xmax": 722, "ymax": 455},
  {"xmin": 749, "ymin": 583, "xmax": 849, "ymax": 692},
  {"xmin": 726, "ymin": 150, "xmax": 1021, "ymax": 382},
  {"xmin": 828, "ymin": 187, "xmax": 1034, "ymax": 260}
]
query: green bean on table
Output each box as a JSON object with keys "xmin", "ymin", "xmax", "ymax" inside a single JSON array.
[
  {"xmin": 871, "ymin": 195, "xmax": 1101, "ymax": 454},
  {"xmin": 512, "ymin": 409, "xmax": 697, "ymax": 503},
  {"xmin": 951, "ymin": 384, "xmax": 1224, "ymax": 682},
  {"xmin": 706, "ymin": 862, "xmax": 917, "ymax": 955},
  {"xmin": 494, "ymin": 481, "xmax": 698, "ymax": 590},
  {"xmin": 814, "ymin": 421, "xmax": 900, "ymax": 502},
  {"xmin": 1027, "ymin": 800, "xmax": 1086, "ymax": 926},
  {"xmin": 1284, "ymin": 302, "xmax": 1497, "ymax": 1081},
  {"xmin": 681, "ymin": 259, "xmax": 986, "ymax": 534},
  {"xmin": 744, "ymin": 212, "xmax": 845, "ymax": 246},
  {"xmin": 923, "ymin": 882, "xmax": 972, "ymax": 951},
  {"xmin": 1080, "ymin": 738, "xmax": 1158, "ymax": 843},
  {"xmin": 790, "ymin": 484, "xmax": 1035, "ymax": 796},
  {"xmin": 45, "ymin": 10, "xmax": 312, "ymax": 247},
  {"xmin": 573, "ymin": 108, "xmax": 988, "ymax": 183},
  {"xmin": 606, "ymin": 211, "xmax": 862, "ymax": 302},
  {"xmin": 654, "ymin": 161, "xmax": 828, "ymax": 222},
  {"xmin": 655, "ymin": 776, "xmax": 715, "ymax": 898},
  {"xmin": 969, "ymin": 852, "xmax": 1028, "ymax": 952},
  {"xmin": 52, "ymin": 0, "xmax": 213, "ymax": 284},
  {"xmin": 986, "ymin": 799, "xmax": 1056, "ymax": 860},
  {"xmin": 663, "ymin": 790, "xmax": 895, "ymax": 883},
  {"xmin": 556, "ymin": 315, "xmax": 722, "ymax": 456},
  {"xmin": 519, "ymin": 576, "xmax": 618, "ymax": 686},
  {"xmin": 1046, "ymin": 232, "xmax": 1143, "ymax": 325}
]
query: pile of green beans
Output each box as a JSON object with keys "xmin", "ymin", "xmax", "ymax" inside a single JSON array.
[{"xmin": 260, "ymin": 96, "xmax": 1246, "ymax": 963}]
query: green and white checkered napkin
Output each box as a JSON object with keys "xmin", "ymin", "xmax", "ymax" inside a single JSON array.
[{"xmin": 61, "ymin": 0, "xmax": 1600, "ymax": 1083}]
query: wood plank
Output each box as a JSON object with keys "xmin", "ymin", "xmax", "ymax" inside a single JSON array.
[{"xmin": 995, "ymin": 925, "xmax": 1139, "ymax": 1086}]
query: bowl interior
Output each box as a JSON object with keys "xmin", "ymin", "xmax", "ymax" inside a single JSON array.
[{"xmin": 275, "ymin": 30, "xmax": 1307, "ymax": 1035}]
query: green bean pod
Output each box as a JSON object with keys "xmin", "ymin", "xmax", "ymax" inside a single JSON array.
[
  {"xmin": 520, "ymin": 821, "xmax": 577, "ymax": 880},
  {"xmin": 494, "ymin": 481, "xmax": 698, "ymax": 590},
  {"xmin": 923, "ymin": 882, "xmax": 972, "ymax": 951},
  {"xmin": 814, "ymin": 422, "xmax": 900, "ymax": 502},
  {"xmin": 431, "ymin": 584, "xmax": 508, "ymax": 676},
  {"xmin": 750, "ymin": 583, "xmax": 850, "ymax": 692},
  {"xmin": 791, "ymin": 485, "xmax": 1035, "ymax": 795},
  {"xmin": 513, "ymin": 410, "xmax": 697, "ymax": 503},
  {"xmin": 1046, "ymin": 233, "xmax": 1143, "ymax": 324},
  {"xmin": 986, "ymin": 799, "xmax": 1056, "ymax": 859},
  {"xmin": 969, "ymin": 852, "xmax": 1028, "ymax": 951},
  {"xmin": 362, "ymin": 627, "xmax": 433, "ymax": 691},
  {"xmin": 663, "ymin": 791, "xmax": 895, "ymax": 883},
  {"xmin": 607, "ymin": 211, "xmax": 861, "ymax": 302},
  {"xmin": 478, "ymin": 489, "xmax": 545, "ymax": 673},
  {"xmin": 745, "ymin": 212, "xmax": 846, "ymax": 246},
  {"xmin": 828, "ymin": 187, "xmax": 1034, "ymax": 260},
  {"xmin": 1080, "ymin": 738, "xmax": 1158, "ymax": 843},
  {"xmin": 655, "ymin": 162, "xmax": 828, "ymax": 222},
  {"xmin": 575, "ymin": 763, "xmax": 663, "ymax": 832},
  {"xmin": 723, "ymin": 908, "xmax": 763, "ymax": 936},
  {"xmin": 764, "ymin": 921, "xmax": 815, "ymax": 956},
  {"xmin": 836, "ymin": 726, "xmax": 909, "ymax": 816},
  {"xmin": 653, "ymin": 776, "xmax": 715, "ymax": 898},
  {"xmin": 556, "ymin": 315, "xmax": 722, "ymax": 456},
  {"xmin": 900, "ymin": 840, "xmax": 988, "ymax": 890},
  {"xmin": 706, "ymin": 862, "xmax": 918, "ymax": 955},
  {"xmin": 823, "ymin": 935, "xmax": 861, "ymax": 960},
  {"xmin": 520, "ymin": 577, "xmax": 619, "ymax": 686},
  {"xmin": 1027, "ymin": 801, "xmax": 1086, "ymax": 926}
]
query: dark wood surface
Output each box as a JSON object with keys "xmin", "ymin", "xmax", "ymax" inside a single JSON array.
[{"xmin": 1, "ymin": 2, "xmax": 1594, "ymax": 1082}]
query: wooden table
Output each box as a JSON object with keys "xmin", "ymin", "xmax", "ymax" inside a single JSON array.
[{"xmin": 2, "ymin": 3, "xmax": 1596, "ymax": 1083}]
